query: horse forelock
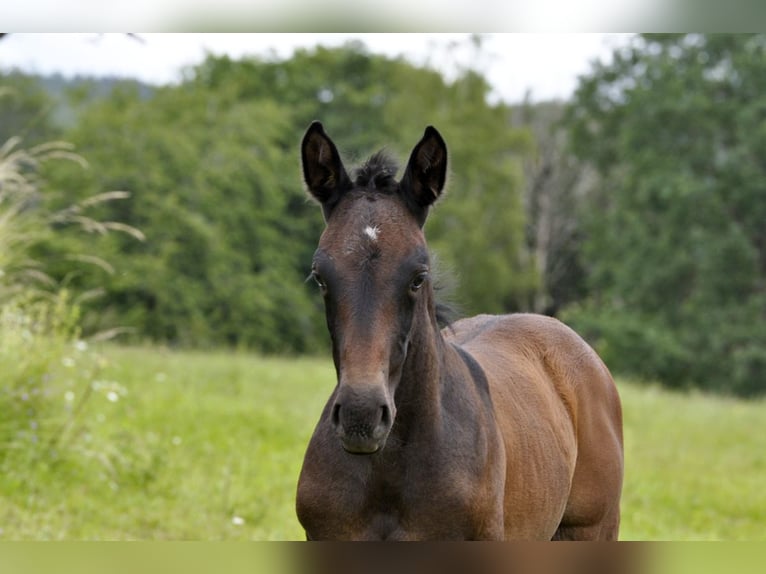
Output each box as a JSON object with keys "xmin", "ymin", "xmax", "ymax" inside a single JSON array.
[{"xmin": 353, "ymin": 150, "xmax": 399, "ymax": 194}]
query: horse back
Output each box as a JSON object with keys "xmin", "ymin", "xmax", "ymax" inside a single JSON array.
[{"xmin": 443, "ymin": 313, "xmax": 624, "ymax": 540}]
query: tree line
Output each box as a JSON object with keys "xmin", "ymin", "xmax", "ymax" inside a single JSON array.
[{"xmin": 2, "ymin": 34, "xmax": 765, "ymax": 396}]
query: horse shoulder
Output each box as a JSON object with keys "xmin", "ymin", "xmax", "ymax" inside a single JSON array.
[
  {"xmin": 446, "ymin": 312, "xmax": 618, "ymax": 432},
  {"xmin": 491, "ymin": 314, "xmax": 623, "ymax": 451}
]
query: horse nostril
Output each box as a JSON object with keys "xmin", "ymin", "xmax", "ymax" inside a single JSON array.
[
  {"xmin": 331, "ymin": 403, "xmax": 341, "ymax": 428},
  {"xmin": 380, "ymin": 405, "xmax": 391, "ymax": 427}
]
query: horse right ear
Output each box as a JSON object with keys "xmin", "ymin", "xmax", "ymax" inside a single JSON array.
[{"xmin": 301, "ymin": 121, "xmax": 350, "ymax": 219}]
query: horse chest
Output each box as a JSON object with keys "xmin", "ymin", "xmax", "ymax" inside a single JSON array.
[{"xmin": 297, "ymin": 443, "xmax": 500, "ymax": 540}]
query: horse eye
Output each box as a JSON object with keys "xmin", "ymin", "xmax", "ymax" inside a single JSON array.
[{"xmin": 410, "ymin": 272, "xmax": 428, "ymax": 292}]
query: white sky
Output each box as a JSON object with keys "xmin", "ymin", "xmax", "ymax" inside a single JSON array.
[{"xmin": 0, "ymin": 33, "xmax": 634, "ymax": 104}]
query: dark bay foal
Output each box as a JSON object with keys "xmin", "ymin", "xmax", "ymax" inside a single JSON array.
[{"xmin": 295, "ymin": 122, "xmax": 624, "ymax": 540}]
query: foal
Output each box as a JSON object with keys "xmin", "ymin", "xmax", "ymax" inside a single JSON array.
[{"xmin": 296, "ymin": 122, "xmax": 623, "ymax": 540}]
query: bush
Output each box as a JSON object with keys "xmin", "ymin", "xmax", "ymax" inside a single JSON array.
[
  {"xmin": 564, "ymin": 301, "xmax": 766, "ymax": 398},
  {"xmin": 563, "ymin": 306, "xmax": 692, "ymax": 390}
]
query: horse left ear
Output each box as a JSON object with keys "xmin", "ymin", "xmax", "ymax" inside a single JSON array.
[{"xmin": 400, "ymin": 126, "xmax": 448, "ymax": 225}]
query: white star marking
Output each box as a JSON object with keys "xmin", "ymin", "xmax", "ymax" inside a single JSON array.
[{"xmin": 363, "ymin": 225, "xmax": 379, "ymax": 242}]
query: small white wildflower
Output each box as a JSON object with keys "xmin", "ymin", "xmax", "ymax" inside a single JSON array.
[
  {"xmin": 74, "ymin": 340, "xmax": 88, "ymax": 352},
  {"xmin": 231, "ymin": 516, "xmax": 245, "ymax": 526},
  {"xmin": 93, "ymin": 380, "xmax": 126, "ymax": 401},
  {"xmin": 62, "ymin": 357, "xmax": 76, "ymax": 368},
  {"xmin": 171, "ymin": 436, "xmax": 182, "ymax": 446},
  {"xmin": 64, "ymin": 391, "xmax": 75, "ymax": 402}
]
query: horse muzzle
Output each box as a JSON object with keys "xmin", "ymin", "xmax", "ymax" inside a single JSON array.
[{"xmin": 331, "ymin": 384, "xmax": 395, "ymax": 454}]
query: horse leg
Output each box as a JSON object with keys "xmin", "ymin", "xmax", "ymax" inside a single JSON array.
[
  {"xmin": 551, "ymin": 504, "xmax": 620, "ymax": 540},
  {"xmin": 551, "ymin": 439, "xmax": 623, "ymax": 541}
]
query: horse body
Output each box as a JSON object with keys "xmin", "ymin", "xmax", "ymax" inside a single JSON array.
[
  {"xmin": 295, "ymin": 122, "xmax": 623, "ymax": 540},
  {"xmin": 446, "ymin": 313, "xmax": 623, "ymax": 539}
]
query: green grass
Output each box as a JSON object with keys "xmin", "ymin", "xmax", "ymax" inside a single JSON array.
[
  {"xmin": 1, "ymin": 346, "xmax": 331, "ymax": 540},
  {"xmin": 1, "ymin": 345, "xmax": 764, "ymax": 540},
  {"xmin": 618, "ymin": 381, "xmax": 766, "ymax": 540}
]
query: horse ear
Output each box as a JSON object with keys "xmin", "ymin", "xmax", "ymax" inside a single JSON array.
[
  {"xmin": 400, "ymin": 126, "xmax": 447, "ymax": 224},
  {"xmin": 301, "ymin": 121, "xmax": 350, "ymax": 218}
]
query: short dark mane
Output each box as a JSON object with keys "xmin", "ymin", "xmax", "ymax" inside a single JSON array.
[
  {"xmin": 431, "ymin": 252, "xmax": 461, "ymax": 329},
  {"xmin": 435, "ymin": 301, "xmax": 459, "ymax": 329},
  {"xmin": 353, "ymin": 151, "xmax": 399, "ymax": 194}
]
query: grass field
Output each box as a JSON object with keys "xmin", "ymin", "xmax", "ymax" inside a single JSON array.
[{"xmin": 1, "ymin": 345, "xmax": 765, "ymax": 540}]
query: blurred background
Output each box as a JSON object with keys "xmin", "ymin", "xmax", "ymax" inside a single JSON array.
[
  {"xmin": 3, "ymin": 32, "xmax": 764, "ymax": 392},
  {"xmin": 1, "ymin": 33, "xmax": 765, "ymax": 541}
]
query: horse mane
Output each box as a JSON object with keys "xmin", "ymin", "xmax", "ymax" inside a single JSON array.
[
  {"xmin": 435, "ymin": 300, "xmax": 460, "ymax": 329},
  {"xmin": 431, "ymin": 252, "xmax": 461, "ymax": 329},
  {"xmin": 353, "ymin": 150, "xmax": 399, "ymax": 194}
]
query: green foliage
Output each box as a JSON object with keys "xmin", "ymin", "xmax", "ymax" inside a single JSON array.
[
  {"xmin": 564, "ymin": 34, "xmax": 766, "ymax": 396},
  {"xmin": 0, "ymin": 124, "xmax": 152, "ymax": 520},
  {"xmin": 0, "ymin": 136, "xmax": 133, "ymax": 509},
  {"xmin": 0, "ymin": 127, "xmax": 142, "ymax": 302},
  {"xmin": 0, "ymin": 292, "xmax": 79, "ymax": 455},
  {"xmin": 563, "ymin": 306, "xmax": 692, "ymax": 388},
  {"xmin": 42, "ymin": 79, "xmax": 324, "ymax": 351},
  {"xmin": 33, "ymin": 42, "xmax": 534, "ymax": 351},
  {"xmin": 0, "ymin": 71, "xmax": 60, "ymax": 145}
]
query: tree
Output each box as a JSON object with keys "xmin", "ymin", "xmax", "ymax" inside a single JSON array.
[
  {"xmin": 564, "ymin": 34, "xmax": 766, "ymax": 396},
  {"xmin": 513, "ymin": 100, "xmax": 593, "ymax": 316},
  {"xmin": 42, "ymin": 80, "xmax": 324, "ymax": 351},
  {"xmin": 34, "ymin": 42, "xmax": 536, "ymax": 352},
  {"xmin": 0, "ymin": 71, "xmax": 60, "ymax": 145}
]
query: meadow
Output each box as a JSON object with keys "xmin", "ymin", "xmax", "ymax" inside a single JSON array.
[{"xmin": 1, "ymin": 345, "xmax": 765, "ymax": 540}]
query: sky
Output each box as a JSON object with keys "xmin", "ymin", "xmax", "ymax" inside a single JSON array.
[
  {"xmin": 0, "ymin": 33, "xmax": 635, "ymax": 104},
  {"xmin": 0, "ymin": 1, "xmax": 674, "ymax": 31}
]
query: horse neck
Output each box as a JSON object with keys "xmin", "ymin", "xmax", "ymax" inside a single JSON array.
[{"xmin": 393, "ymin": 300, "xmax": 449, "ymax": 432}]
